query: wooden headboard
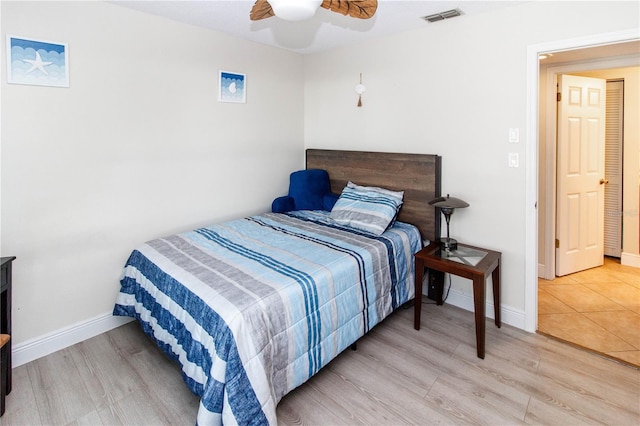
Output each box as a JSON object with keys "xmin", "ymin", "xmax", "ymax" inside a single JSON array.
[{"xmin": 306, "ymin": 149, "xmax": 442, "ymax": 242}]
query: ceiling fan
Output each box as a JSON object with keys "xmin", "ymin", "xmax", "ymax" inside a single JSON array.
[{"xmin": 250, "ymin": 0, "xmax": 378, "ymax": 22}]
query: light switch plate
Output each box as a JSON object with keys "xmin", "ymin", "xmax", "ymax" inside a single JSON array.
[
  {"xmin": 509, "ymin": 128, "xmax": 520, "ymax": 143},
  {"xmin": 508, "ymin": 153, "xmax": 519, "ymax": 167}
]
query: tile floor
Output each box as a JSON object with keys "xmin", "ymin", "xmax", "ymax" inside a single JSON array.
[{"xmin": 538, "ymin": 257, "xmax": 640, "ymax": 368}]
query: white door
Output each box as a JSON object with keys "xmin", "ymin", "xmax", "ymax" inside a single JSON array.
[{"xmin": 556, "ymin": 74, "xmax": 607, "ymax": 276}]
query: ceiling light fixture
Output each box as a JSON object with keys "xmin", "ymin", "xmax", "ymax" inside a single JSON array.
[
  {"xmin": 251, "ymin": 0, "xmax": 378, "ymax": 22},
  {"xmin": 267, "ymin": 0, "xmax": 322, "ymax": 21},
  {"xmin": 422, "ymin": 8, "xmax": 463, "ymax": 23}
]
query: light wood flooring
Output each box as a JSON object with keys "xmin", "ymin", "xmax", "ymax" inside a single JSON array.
[
  {"xmin": 538, "ymin": 257, "xmax": 640, "ymax": 368},
  {"xmin": 2, "ymin": 303, "xmax": 639, "ymax": 425}
]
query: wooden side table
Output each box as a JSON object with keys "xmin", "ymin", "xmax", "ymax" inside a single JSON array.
[{"xmin": 414, "ymin": 242, "xmax": 501, "ymax": 359}]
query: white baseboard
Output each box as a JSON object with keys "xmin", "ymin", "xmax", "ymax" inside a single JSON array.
[
  {"xmin": 12, "ymin": 312, "xmax": 134, "ymax": 367},
  {"xmin": 538, "ymin": 263, "xmax": 545, "ymax": 278},
  {"xmin": 621, "ymin": 252, "xmax": 640, "ymax": 268},
  {"xmin": 12, "ymin": 287, "xmax": 527, "ymax": 368},
  {"xmin": 442, "ymin": 287, "xmax": 526, "ymax": 331}
]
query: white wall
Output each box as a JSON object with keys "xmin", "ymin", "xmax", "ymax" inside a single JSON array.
[
  {"xmin": 1, "ymin": 1, "xmax": 305, "ymax": 346},
  {"xmin": 303, "ymin": 1, "xmax": 640, "ymax": 323}
]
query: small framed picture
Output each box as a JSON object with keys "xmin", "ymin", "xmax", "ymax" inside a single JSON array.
[
  {"xmin": 6, "ymin": 36, "xmax": 69, "ymax": 87},
  {"xmin": 218, "ymin": 70, "xmax": 246, "ymax": 103}
]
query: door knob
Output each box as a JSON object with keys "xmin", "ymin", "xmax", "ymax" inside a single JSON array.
[{"xmin": 599, "ymin": 178, "xmax": 609, "ymax": 185}]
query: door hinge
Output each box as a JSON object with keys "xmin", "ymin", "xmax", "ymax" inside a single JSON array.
[
  {"xmin": 557, "ymin": 92, "xmax": 562, "ymax": 101},
  {"xmin": 555, "ymin": 238, "xmax": 560, "ymax": 248}
]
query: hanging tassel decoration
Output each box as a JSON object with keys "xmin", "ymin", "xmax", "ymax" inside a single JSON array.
[{"xmin": 355, "ymin": 73, "xmax": 366, "ymax": 107}]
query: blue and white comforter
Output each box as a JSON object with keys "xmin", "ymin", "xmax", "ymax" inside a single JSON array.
[{"xmin": 113, "ymin": 210, "xmax": 421, "ymax": 425}]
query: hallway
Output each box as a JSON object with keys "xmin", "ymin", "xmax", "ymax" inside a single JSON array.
[{"xmin": 538, "ymin": 257, "xmax": 640, "ymax": 368}]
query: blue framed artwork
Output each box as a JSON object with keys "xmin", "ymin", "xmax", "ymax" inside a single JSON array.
[
  {"xmin": 6, "ymin": 36, "xmax": 69, "ymax": 87},
  {"xmin": 218, "ymin": 70, "xmax": 246, "ymax": 103}
]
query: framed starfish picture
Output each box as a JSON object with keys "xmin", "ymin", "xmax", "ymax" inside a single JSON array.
[{"xmin": 6, "ymin": 36, "xmax": 69, "ymax": 87}]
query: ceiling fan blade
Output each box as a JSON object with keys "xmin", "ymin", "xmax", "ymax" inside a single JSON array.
[
  {"xmin": 321, "ymin": 0, "xmax": 378, "ymax": 19},
  {"xmin": 250, "ymin": 0, "xmax": 275, "ymax": 21}
]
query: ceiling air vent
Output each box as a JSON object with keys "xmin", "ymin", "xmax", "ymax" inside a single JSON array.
[{"xmin": 422, "ymin": 8, "xmax": 463, "ymax": 23}]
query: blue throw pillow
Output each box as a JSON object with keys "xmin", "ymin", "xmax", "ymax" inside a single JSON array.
[{"xmin": 289, "ymin": 169, "xmax": 331, "ymax": 211}]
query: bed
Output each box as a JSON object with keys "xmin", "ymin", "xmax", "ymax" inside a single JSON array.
[{"xmin": 113, "ymin": 149, "xmax": 441, "ymax": 425}]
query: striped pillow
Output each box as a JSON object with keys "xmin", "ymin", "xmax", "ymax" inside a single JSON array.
[{"xmin": 330, "ymin": 182, "xmax": 404, "ymax": 235}]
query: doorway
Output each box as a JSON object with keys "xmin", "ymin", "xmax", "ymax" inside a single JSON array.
[
  {"xmin": 538, "ymin": 49, "xmax": 639, "ymax": 281},
  {"xmin": 524, "ymin": 29, "xmax": 640, "ymax": 334},
  {"xmin": 535, "ymin": 43, "xmax": 640, "ymax": 366}
]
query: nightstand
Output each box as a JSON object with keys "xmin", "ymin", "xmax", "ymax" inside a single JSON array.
[{"xmin": 413, "ymin": 242, "xmax": 501, "ymax": 359}]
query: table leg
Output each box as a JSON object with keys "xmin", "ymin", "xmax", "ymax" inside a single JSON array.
[
  {"xmin": 472, "ymin": 275, "xmax": 486, "ymax": 359},
  {"xmin": 414, "ymin": 258, "xmax": 424, "ymax": 330},
  {"xmin": 492, "ymin": 263, "xmax": 501, "ymax": 328}
]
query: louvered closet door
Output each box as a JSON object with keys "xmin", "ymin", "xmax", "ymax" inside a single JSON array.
[{"xmin": 604, "ymin": 80, "xmax": 624, "ymax": 258}]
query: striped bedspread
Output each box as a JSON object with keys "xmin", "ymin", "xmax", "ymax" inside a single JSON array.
[{"xmin": 113, "ymin": 210, "xmax": 421, "ymax": 425}]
